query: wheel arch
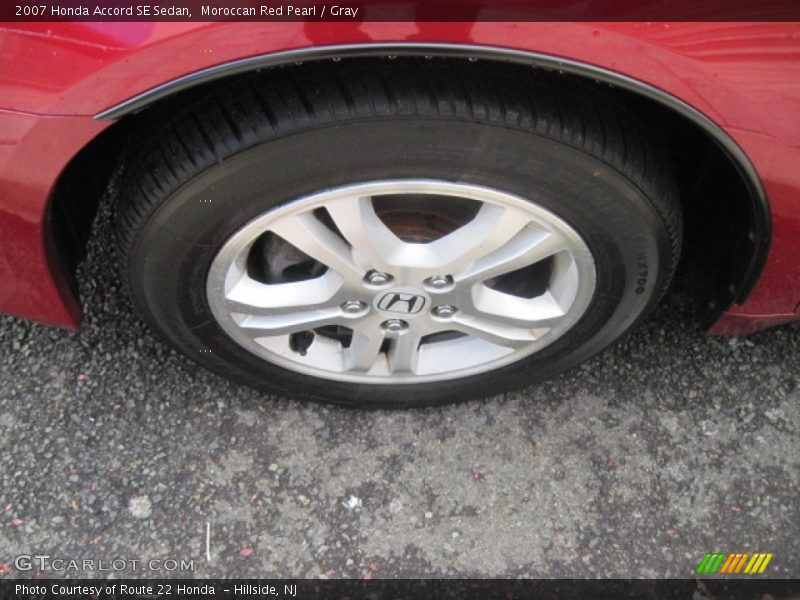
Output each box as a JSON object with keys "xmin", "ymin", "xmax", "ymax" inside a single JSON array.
[{"xmin": 52, "ymin": 43, "xmax": 770, "ymax": 327}]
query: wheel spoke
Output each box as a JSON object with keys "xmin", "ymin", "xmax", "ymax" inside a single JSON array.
[
  {"xmin": 269, "ymin": 211, "xmax": 363, "ymax": 282},
  {"xmin": 224, "ymin": 271, "xmax": 344, "ymax": 316},
  {"xmin": 425, "ymin": 203, "xmax": 532, "ymax": 274},
  {"xmin": 463, "ymin": 286, "xmax": 567, "ymax": 330},
  {"xmin": 447, "ymin": 314, "xmax": 537, "ymax": 348},
  {"xmin": 235, "ymin": 307, "xmax": 346, "ymax": 336},
  {"xmin": 456, "ymin": 227, "xmax": 566, "ymax": 284},
  {"xmin": 447, "ymin": 288, "xmax": 567, "ymax": 348},
  {"xmin": 344, "ymin": 325, "xmax": 386, "ymax": 372},
  {"xmin": 324, "ymin": 194, "xmax": 409, "ymax": 272},
  {"xmin": 386, "ymin": 332, "xmax": 421, "ymax": 374},
  {"xmin": 222, "ymin": 272, "xmax": 356, "ymax": 336}
]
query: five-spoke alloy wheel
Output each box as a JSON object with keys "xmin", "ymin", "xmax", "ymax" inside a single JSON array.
[{"xmin": 206, "ymin": 180, "xmax": 596, "ymax": 383}]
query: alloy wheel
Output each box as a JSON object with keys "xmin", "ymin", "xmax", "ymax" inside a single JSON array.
[{"xmin": 206, "ymin": 180, "xmax": 596, "ymax": 383}]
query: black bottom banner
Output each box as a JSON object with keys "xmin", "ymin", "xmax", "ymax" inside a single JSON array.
[{"xmin": 3, "ymin": 579, "xmax": 800, "ymax": 600}]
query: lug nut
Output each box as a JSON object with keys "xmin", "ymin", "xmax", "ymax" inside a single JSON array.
[
  {"xmin": 341, "ymin": 300, "xmax": 367, "ymax": 314},
  {"xmin": 365, "ymin": 270, "xmax": 392, "ymax": 286},
  {"xmin": 432, "ymin": 305, "xmax": 457, "ymax": 318},
  {"xmin": 381, "ymin": 319, "xmax": 408, "ymax": 333},
  {"xmin": 426, "ymin": 275, "xmax": 453, "ymax": 290}
]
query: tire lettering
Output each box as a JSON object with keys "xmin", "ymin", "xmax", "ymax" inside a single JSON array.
[{"xmin": 635, "ymin": 253, "xmax": 649, "ymax": 294}]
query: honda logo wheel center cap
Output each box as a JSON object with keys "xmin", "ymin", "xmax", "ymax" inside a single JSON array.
[{"xmin": 374, "ymin": 287, "xmax": 431, "ymax": 316}]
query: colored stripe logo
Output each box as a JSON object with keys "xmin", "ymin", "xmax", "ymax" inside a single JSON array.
[{"xmin": 696, "ymin": 552, "xmax": 773, "ymax": 574}]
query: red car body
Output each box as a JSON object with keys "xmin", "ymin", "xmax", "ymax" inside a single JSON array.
[{"xmin": 1, "ymin": 21, "xmax": 800, "ymax": 334}]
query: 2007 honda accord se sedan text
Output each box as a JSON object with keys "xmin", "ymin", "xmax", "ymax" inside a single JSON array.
[{"xmin": 2, "ymin": 19, "xmax": 800, "ymax": 407}]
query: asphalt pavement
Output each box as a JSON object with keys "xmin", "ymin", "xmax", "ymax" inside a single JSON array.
[{"xmin": 1, "ymin": 198, "xmax": 798, "ymax": 579}]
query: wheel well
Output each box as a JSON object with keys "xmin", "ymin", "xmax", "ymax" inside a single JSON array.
[
  {"xmin": 50, "ymin": 53, "xmax": 767, "ymax": 326},
  {"xmin": 48, "ymin": 118, "xmax": 130, "ymax": 299}
]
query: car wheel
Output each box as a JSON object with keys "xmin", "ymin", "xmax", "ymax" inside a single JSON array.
[{"xmin": 116, "ymin": 61, "xmax": 681, "ymax": 407}]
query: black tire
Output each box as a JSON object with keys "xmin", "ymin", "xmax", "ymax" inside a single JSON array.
[{"xmin": 116, "ymin": 59, "xmax": 681, "ymax": 407}]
